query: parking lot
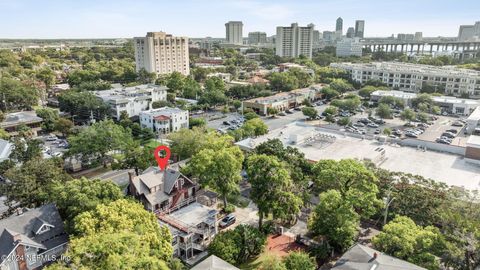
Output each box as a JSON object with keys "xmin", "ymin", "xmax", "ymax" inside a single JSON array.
[
  {"xmin": 37, "ymin": 134, "xmax": 69, "ymax": 158},
  {"xmin": 320, "ymin": 110, "xmax": 469, "ymax": 146}
]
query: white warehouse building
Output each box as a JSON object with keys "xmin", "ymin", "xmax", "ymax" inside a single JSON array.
[
  {"xmin": 140, "ymin": 107, "xmax": 189, "ymax": 135},
  {"xmin": 95, "ymin": 84, "xmax": 168, "ymax": 120},
  {"xmin": 331, "ymin": 62, "xmax": 480, "ymax": 98}
]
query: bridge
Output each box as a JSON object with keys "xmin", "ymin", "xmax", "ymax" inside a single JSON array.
[{"xmin": 361, "ymin": 38, "xmax": 480, "ymax": 58}]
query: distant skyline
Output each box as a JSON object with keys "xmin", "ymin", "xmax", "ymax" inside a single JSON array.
[{"xmin": 0, "ymin": 0, "xmax": 479, "ymax": 39}]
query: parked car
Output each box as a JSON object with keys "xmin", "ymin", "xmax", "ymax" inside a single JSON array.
[
  {"xmin": 452, "ymin": 121, "xmax": 463, "ymax": 127},
  {"xmin": 285, "ymin": 110, "xmax": 293, "ymax": 114},
  {"xmin": 446, "ymin": 129, "xmax": 458, "ymax": 134},
  {"xmin": 353, "ymin": 122, "xmax": 365, "ymax": 128},
  {"xmin": 46, "ymin": 135, "xmax": 57, "ymax": 141},
  {"xmin": 441, "ymin": 132, "xmax": 455, "ymax": 138},
  {"xmin": 223, "ymin": 121, "xmax": 230, "ymax": 125},
  {"xmin": 374, "ymin": 129, "xmax": 381, "ymax": 134},
  {"xmin": 294, "ymin": 107, "xmax": 302, "ymax": 111},
  {"xmin": 405, "ymin": 132, "xmax": 418, "ymax": 138},
  {"xmin": 436, "ymin": 138, "xmax": 451, "ymax": 144},
  {"xmin": 367, "ymin": 123, "xmax": 379, "ymax": 128},
  {"xmin": 278, "ymin": 112, "xmax": 287, "ymax": 116},
  {"xmin": 219, "ymin": 214, "xmax": 236, "ymax": 228}
]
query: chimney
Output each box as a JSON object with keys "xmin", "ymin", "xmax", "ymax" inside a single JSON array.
[
  {"xmin": 128, "ymin": 171, "xmax": 135, "ymax": 195},
  {"xmin": 373, "ymin": 252, "xmax": 378, "ymax": 259},
  {"xmin": 12, "ymin": 233, "xmax": 22, "ymax": 243}
]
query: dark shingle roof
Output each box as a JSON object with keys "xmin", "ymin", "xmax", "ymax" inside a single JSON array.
[
  {"xmin": 332, "ymin": 244, "xmax": 426, "ymax": 270},
  {"xmin": 0, "ymin": 204, "xmax": 68, "ymax": 263}
]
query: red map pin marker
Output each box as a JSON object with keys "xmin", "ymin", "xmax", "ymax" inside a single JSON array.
[{"xmin": 154, "ymin": 145, "xmax": 171, "ymax": 171}]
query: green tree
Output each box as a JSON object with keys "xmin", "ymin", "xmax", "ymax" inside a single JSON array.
[
  {"xmin": 54, "ymin": 117, "xmax": 74, "ymax": 137},
  {"xmin": 329, "ymin": 78, "xmax": 355, "ymax": 93},
  {"xmin": 182, "ymin": 77, "xmax": 201, "ymax": 99},
  {"xmin": 383, "ymin": 127, "xmax": 392, "ymax": 136},
  {"xmin": 320, "ymin": 86, "xmax": 340, "ymax": 100},
  {"xmin": 9, "ymin": 137, "xmax": 42, "ymax": 163},
  {"xmin": 137, "ymin": 68, "xmax": 157, "ymax": 84},
  {"xmin": 400, "ymin": 108, "xmax": 416, "ymax": 122},
  {"xmin": 312, "ymin": 159, "xmax": 381, "ymax": 218},
  {"xmin": 1, "ymin": 157, "xmax": 72, "ymax": 207},
  {"xmin": 259, "ymin": 255, "xmax": 287, "ymax": 270},
  {"xmin": 112, "ymin": 142, "xmax": 156, "ymax": 175},
  {"xmin": 58, "ymin": 90, "xmax": 110, "ymax": 121},
  {"xmin": 152, "ymin": 100, "xmax": 173, "ymax": 109},
  {"xmin": 308, "ymin": 190, "xmax": 359, "ymax": 251},
  {"xmin": 246, "ymin": 154, "xmax": 302, "ymax": 228},
  {"xmin": 373, "ymin": 216, "xmax": 446, "ymax": 270},
  {"xmin": 186, "ymin": 146, "xmax": 244, "ymax": 207},
  {"xmin": 283, "ymin": 251, "xmax": 316, "ymax": 270},
  {"xmin": 49, "ymin": 178, "xmax": 123, "ymax": 231},
  {"xmin": 338, "ymin": 117, "xmax": 351, "ymax": 126},
  {"xmin": 73, "ymin": 199, "xmax": 173, "ymax": 260},
  {"xmin": 302, "ymin": 107, "xmax": 318, "ymax": 120},
  {"xmin": 376, "ymin": 103, "xmax": 392, "ymax": 119},
  {"xmin": 67, "ymin": 120, "xmax": 133, "ymax": 167},
  {"xmin": 269, "ymin": 72, "xmax": 299, "ymax": 91},
  {"xmin": 244, "ymin": 111, "xmax": 259, "ymax": 120},
  {"xmin": 36, "ymin": 67, "xmax": 56, "ymax": 89},
  {"xmin": 267, "ymin": 107, "xmax": 279, "ymax": 116},
  {"xmin": 168, "ymin": 128, "xmax": 234, "ymax": 160},
  {"xmin": 208, "ymin": 224, "xmax": 266, "ymax": 265},
  {"xmin": 189, "ymin": 117, "xmax": 206, "ymax": 128},
  {"xmin": 0, "ymin": 77, "xmax": 40, "ymax": 111},
  {"xmin": 36, "ymin": 108, "xmax": 59, "ymax": 132}
]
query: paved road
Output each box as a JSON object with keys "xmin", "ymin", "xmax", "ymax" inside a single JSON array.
[{"xmin": 94, "ymin": 169, "xmax": 131, "ymax": 187}]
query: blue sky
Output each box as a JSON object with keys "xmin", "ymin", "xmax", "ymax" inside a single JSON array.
[{"xmin": 0, "ymin": 0, "xmax": 478, "ymax": 38}]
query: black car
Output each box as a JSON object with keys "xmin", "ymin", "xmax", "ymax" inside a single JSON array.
[{"xmin": 223, "ymin": 121, "xmax": 230, "ymax": 125}]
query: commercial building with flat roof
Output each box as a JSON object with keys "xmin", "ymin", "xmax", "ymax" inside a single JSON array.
[
  {"xmin": 332, "ymin": 62, "xmax": 480, "ymax": 97},
  {"xmin": 242, "ymin": 84, "xmax": 324, "ymax": 115}
]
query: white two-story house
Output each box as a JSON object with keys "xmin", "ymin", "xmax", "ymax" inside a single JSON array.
[{"xmin": 140, "ymin": 107, "xmax": 189, "ymax": 135}]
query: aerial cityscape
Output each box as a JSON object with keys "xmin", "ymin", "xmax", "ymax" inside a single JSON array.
[{"xmin": 0, "ymin": 1, "xmax": 480, "ymax": 270}]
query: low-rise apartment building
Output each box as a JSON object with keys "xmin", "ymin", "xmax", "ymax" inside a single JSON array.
[
  {"xmin": 331, "ymin": 62, "xmax": 480, "ymax": 97},
  {"xmin": 139, "ymin": 107, "xmax": 189, "ymax": 135},
  {"xmin": 243, "ymin": 84, "xmax": 324, "ymax": 115},
  {"xmin": 94, "ymin": 84, "xmax": 167, "ymax": 119}
]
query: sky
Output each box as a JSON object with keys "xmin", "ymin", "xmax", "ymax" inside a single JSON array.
[{"xmin": 0, "ymin": 0, "xmax": 479, "ymax": 39}]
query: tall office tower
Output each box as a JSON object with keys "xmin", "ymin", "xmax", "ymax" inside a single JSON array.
[
  {"xmin": 134, "ymin": 32, "xmax": 190, "ymax": 76},
  {"xmin": 346, "ymin": 27, "xmax": 355, "ymax": 38},
  {"xmin": 355, "ymin": 20, "xmax": 365, "ymax": 38},
  {"xmin": 335, "ymin": 17, "xmax": 343, "ymax": 39},
  {"xmin": 415, "ymin": 32, "xmax": 423, "ymax": 41},
  {"xmin": 275, "ymin": 23, "xmax": 314, "ymax": 58},
  {"xmin": 312, "ymin": 30, "xmax": 322, "ymax": 49},
  {"xmin": 323, "ymin": 31, "xmax": 335, "ymax": 42},
  {"xmin": 225, "ymin": 21, "xmax": 243, "ymax": 45},
  {"xmin": 248, "ymin": 32, "xmax": 267, "ymax": 44}
]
